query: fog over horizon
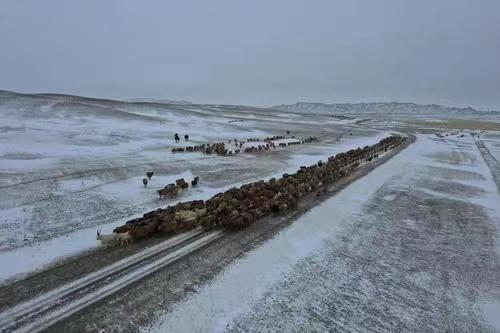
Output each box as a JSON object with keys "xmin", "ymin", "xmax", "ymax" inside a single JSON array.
[{"xmin": 1, "ymin": 0, "xmax": 499, "ymax": 110}]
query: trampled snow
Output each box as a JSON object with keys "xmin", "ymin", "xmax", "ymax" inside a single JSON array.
[{"xmin": 148, "ymin": 134, "xmax": 500, "ymax": 332}]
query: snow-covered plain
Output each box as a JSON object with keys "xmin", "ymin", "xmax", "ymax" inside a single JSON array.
[
  {"xmin": 148, "ymin": 134, "xmax": 500, "ymax": 332},
  {"xmin": 0, "ymin": 91, "xmax": 390, "ymax": 283},
  {"xmin": 3, "ymin": 90, "xmax": 500, "ymax": 332}
]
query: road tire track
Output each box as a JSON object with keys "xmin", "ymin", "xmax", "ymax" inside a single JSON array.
[
  {"xmin": 476, "ymin": 140, "xmax": 500, "ymax": 192},
  {"xmin": 0, "ymin": 229, "xmax": 223, "ymax": 333}
]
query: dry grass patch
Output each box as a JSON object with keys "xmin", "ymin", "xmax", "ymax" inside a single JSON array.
[{"xmin": 410, "ymin": 119, "xmax": 500, "ymax": 131}]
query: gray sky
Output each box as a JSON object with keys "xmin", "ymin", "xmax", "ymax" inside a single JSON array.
[{"xmin": 1, "ymin": 0, "xmax": 499, "ymax": 109}]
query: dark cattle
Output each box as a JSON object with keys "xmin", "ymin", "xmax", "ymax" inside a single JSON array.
[
  {"xmin": 184, "ymin": 134, "xmax": 189, "ymax": 141},
  {"xmin": 146, "ymin": 171, "xmax": 154, "ymax": 180},
  {"xmin": 191, "ymin": 177, "xmax": 199, "ymax": 187},
  {"xmin": 174, "ymin": 133, "xmax": 180, "ymax": 143},
  {"xmin": 142, "ymin": 178, "xmax": 148, "ymax": 187}
]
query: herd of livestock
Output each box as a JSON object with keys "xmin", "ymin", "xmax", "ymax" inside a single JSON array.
[
  {"xmin": 170, "ymin": 136, "xmax": 319, "ymax": 156},
  {"xmin": 157, "ymin": 177, "xmax": 198, "ymax": 199},
  {"xmin": 105, "ymin": 135, "xmax": 406, "ymax": 245}
]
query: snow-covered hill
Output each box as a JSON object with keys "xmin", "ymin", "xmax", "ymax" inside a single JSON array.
[
  {"xmin": 127, "ymin": 97, "xmax": 193, "ymax": 105},
  {"xmin": 272, "ymin": 102, "xmax": 498, "ymax": 117}
]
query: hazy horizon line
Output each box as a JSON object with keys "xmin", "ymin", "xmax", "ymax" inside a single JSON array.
[{"xmin": 1, "ymin": 88, "xmax": 497, "ymax": 112}]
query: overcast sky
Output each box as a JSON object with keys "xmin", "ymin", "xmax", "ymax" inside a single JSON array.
[{"xmin": 1, "ymin": 0, "xmax": 499, "ymax": 109}]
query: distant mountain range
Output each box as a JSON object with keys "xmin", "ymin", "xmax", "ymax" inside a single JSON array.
[
  {"xmin": 272, "ymin": 102, "xmax": 494, "ymax": 115},
  {"xmin": 126, "ymin": 98, "xmax": 192, "ymax": 105},
  {"xmin": 2, "ymin": 89, "xmax": 498, "ymax": 118}
]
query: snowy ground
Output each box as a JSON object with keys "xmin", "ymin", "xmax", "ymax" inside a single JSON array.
[
  {"xmin": 483, "ymin": 132, "xmax": 500, "ymax": 161},
  {"xmin": 148, "ymin": 134, "xmax": 500, "ymax": 332},
  {"xmin": 0, "ymin": 91, "xmax": 389, "ymax": 283},
  {"xmin": 4, "ymin": 90, "xmax": 500, "ymax": 333}
]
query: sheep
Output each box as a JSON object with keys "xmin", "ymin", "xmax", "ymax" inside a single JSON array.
[
  {"xmin": 143, "ymin": 219, "xmax": 160, "ymax": 236},
  {"xmin": 116, "ymin": 231, "xmax": 133, "ymax": 246},
  {"xmin": 176, "ymin": 178, "xmax": 189, "ymax": 189},
  {"xmin": 157, "ymin": 188, "xmax": 167, "ymax": 199},
  {"xmin": 130, "ymin": 227, "xmax": 148, "ymax": 240},
  {"xmin": 270, "ymin": 202, "xmax": 280, "ymax": 215},
  {"xmin": 158, "ymin": 183, "xmax": 178, "ymax": 199},
  {"xmin": 113, "ymin": 225, "xmax": 132, "ymax": 233},
  {"xmin": 96, "ymin": 230, "xmax": 117, "ymax": 246}
]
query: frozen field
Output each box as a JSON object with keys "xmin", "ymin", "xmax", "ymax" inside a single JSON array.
[
  {"xmin": 2, "ymin": 90, "xmax": 500, "ymax": 333},
  {"xmin": 149, "ymin": 134, "xmax": 500, "ymax": 332},
  {"xmin": 0, "ymin": 91, "xmax": 388, "ymax": 282}
]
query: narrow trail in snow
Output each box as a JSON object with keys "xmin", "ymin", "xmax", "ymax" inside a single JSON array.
[{"xmin": 476, "ymin": 140, "xmax": 500, "ymax": 192}]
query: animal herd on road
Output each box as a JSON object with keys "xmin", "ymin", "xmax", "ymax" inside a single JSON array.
[
  {"xmin": 97, "ymin": 135, "xmax": 407, "ymax": 247},
  {"xmin": 97, "ymin": 133, "xmax": 406, "ymax": 247}
]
